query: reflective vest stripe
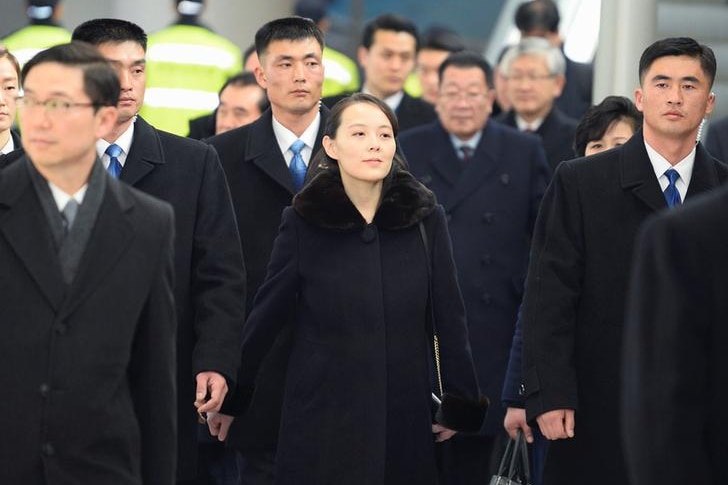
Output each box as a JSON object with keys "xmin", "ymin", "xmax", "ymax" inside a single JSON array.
[{"xmin": 144, "ymin": 88, "xmax": 219, "ymax": 111}]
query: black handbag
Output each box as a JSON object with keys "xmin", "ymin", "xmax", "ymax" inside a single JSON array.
[
  {"xmin": 490, "ymin": 429, "xmax": 532, "ymax": 485},
  {"xmin": 418, "ymin": 222, "xmax": 488, "ymax": 434}
]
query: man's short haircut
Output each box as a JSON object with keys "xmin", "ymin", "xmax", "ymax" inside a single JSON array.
[
  {"xmin": 254, "ymin": 16, "xmax": 324, "ymax": 59},
  {"xmin": 22, "ymin": 42, "xmax": 120, "ymax": 110},
  {"xmin": 638, "ymin": 37, "xmax": 717, "ymax": 88},
  {"xmin": 515, "ymin": 0, "xmax": 560, "ymax": 34},
  {"xmin": 72, "ymin": 18, "xmax": 148, "ymax": 52},
  {"xmin": 573, "ymin": 95, "xmax": 643, "ymax": 157},
  {"xmin": 499, "ymin": 37, "xmax": 566, "ymax": 77},
  {"xmin": 420, "ymin": 26, "xmax": 465, "ymax": 53},
  {"xmin": 438, "ymin": 51, "xmax": 494, "ymax": 89},
  {"xmin": 361, "ymin": 14, "xmax": 420, "ymax": 52},
  {"xmin": 219, "ymin": 71, "xmax": 270, "ymax": 113}
]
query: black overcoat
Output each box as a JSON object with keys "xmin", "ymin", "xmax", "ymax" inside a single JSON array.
[
  {"xmin": 521, "ymin": 131, "xmax": 728, "ymax": 484},
  {"xmin": 0, "ymin": 158, "xmax": 177, "ymax": 484},
  {"xmin": 205, "ymin": 107, "xmax": 328, "ymax": 451},
  {"xmin": 233, "ymin": 166, "xmax": 481, "ymax": 485},
  {"xmin": 400, "ymin": 120, "xmax": 550, "ymax": 434},
  {"xmin": 623, "ymin": 184, "xmax": 728, "ymax": 485},
  {"xmin": 122, "ymin": 116, "xmax": 245, "ymax": 479}
]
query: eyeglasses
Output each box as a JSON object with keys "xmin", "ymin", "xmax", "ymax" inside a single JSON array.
[
  {"xmin": 506, "ymin": 73, "xmax": 555, "ymax": 83},
  {"xmin": 17, "ymin": 96, "xmax": 99, "ymax": 115},
  {"xmin": 440, "ymin": 91, "xmax": 489, "ymax": 103}
]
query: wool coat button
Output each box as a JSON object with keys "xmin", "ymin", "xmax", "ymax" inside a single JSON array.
[
  {"xmin": 481, "ymin": 254, "xmax": 492, "ymax": 265},
  {"xmin": 42, "ymin": 443, "xmax": 55, "ymax": 456},
  {"xmin": 54, "ymin": 323, "xmax": 68, "ymax": 335},
  {"xmin": 481, "ymin": 293, "xmax": 492, "ymax": 305},
  {"xmin": 482, "ymin": 213, "xmax": 494, "ymax": 224},
  {"xmin": 39, "ymin": 383, "xmax": 50, "ymax": 397}
]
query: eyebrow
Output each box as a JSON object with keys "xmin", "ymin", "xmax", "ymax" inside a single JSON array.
[
  {"xmin": 108, "ymin": 58, "xmax": 146, "ymax": 67},
  {"xmin": 651, "ymin": 74, "xmax": 701, "ymax": 84},
  {"xmin": 346, "ymin": 123, "xmax": 393, "ymax": 129}
]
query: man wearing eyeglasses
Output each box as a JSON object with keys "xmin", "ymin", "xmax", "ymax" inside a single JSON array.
[
  {"xmin": 496, "ymin": 37, "xmax": 579, "ymax": 172},
  {"xmin": 0, "ymin": 42, "xmax": 177, "ymax": 485},
  {"xmin": 399, "ymin": 51, "xmax": 550, "ymax": 485}
]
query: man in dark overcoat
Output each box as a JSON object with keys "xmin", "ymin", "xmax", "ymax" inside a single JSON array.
[
  {"xmin": 623, "ymin": 183, "xmax": 728, "ymax": 485},
  {"xmin": 520, "ymin": 37, "xmax": 728, "ymax": 485},
  {"xmin": 399, "ymin": 51, "xmax": 550, "ymax": 485},
  {"xmin": 205, "ymin": 17, "xmax": 329, "ymax": 485},
  {"xmin": 71, "ymin": 19, "xmax": 246, "ymax": 484},
  {"xmin": 0, "ymin": 42, "xmax": 176, "ymax": 485},
  {"xmin": 322, "ymin": 14, "xmax": 436, "ymax": 132}
]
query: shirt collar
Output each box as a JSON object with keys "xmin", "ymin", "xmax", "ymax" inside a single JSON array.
[
  {"xmin": 96, "ymin": 118, "xmax": 135, "ymax": 166},
  {"xmin": 272, "ymin": 110, "xmax": 321, "ymax": 157},
  {"xmin": 48, "ymin": 180, "xmax": 88, "ymax": 211},
  {"xmin": 449, "ymin": 131, "xmax": 483, "ymax": 152},
  {"xmin": 362, "ymin": 86, "xmax": 405, "ymax": 112},
  {"xmin": 515, "ymin": 114, "xmax": 544, "ymax": 132},
  {"xmin": 644, "ymin": 139, "xmax": 695, "ymax": 188},
  {"xmin": 0, "ymin": 135, "xmax": 14, "ymax": 155}
]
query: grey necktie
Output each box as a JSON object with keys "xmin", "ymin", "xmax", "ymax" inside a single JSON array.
[{"xmin": 61, "ymin": 199, "xmax": 79, "ymax": 235}]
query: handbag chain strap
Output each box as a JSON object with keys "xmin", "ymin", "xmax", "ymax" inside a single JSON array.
[{"xmin": 419, "ymin": 221, "xmax": 444, "ymax": 398}]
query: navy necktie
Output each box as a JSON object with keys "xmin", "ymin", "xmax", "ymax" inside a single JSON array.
[
  {"xmin": 289, "ymin": 139, "xmax": 306, "ymax": 191},
  {"xmin": 663, "ymin": 168, "xmax": 682, "ymax": 208},
  {"xmin": 460, "ymin": 145, "xmax": 474, "ymax": 162},
  {"xmin": 106, "ymin": 143, "xmax": 123, "ymax": 179}
]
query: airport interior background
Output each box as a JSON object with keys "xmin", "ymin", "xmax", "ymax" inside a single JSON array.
[{"xmin": 2, "ymin": 0, "xmax": 728, "ymax": 123}]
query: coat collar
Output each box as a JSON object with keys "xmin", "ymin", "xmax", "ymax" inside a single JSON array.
[
  {"xmin": 0, "ymin": 157, "xmax": 135, "ymax": 315},
  {"xmin": 121, "ymin": 116, "xmax": 165, "ymax": 186},
  {"xmin": 245, "ymin": 107, "xmax": 329, "ymax": 194},
  {"xmin": 293, "ymin": 163, "xmax": 436, "ymax": 231},
  {"xmin": 620, "ymin": 130, "xmax": 723, "ymax": 211}
]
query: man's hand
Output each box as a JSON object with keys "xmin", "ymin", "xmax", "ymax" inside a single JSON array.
[
  {"xmin": 504, "ymin": 407, "xmax": 534, "ymax": 443},
  {"xmin": 432, "ymin": 423, "xmax": 457, "ymax": 443},
  {"xmin": 194, "ymin": 371, "xmax": 228, "ymax": 414},
  {"xmin": 207, "ymin": 412, "xmax": 235, "ymax": 441},
  {"xmin": 536, "ymin": 409, "xmax": 575, "ymax": 440}
]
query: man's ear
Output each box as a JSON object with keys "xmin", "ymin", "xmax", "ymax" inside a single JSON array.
[{"xmin": 94, "ymin": 106, "xmax": 119, "ymax": 140}]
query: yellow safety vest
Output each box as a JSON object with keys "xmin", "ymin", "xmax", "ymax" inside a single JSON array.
[
  {"xmin": 1, "ymin": 25, "xmax": 71, "ymax": 67},
  {"xmin": 141, "ymin": 24, "xmax": 242, "ymax": 136}
]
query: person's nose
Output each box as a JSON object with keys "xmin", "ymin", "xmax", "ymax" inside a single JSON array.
[{"xmin": 667, "ymin": 85, "xmax": 683, "ymax": 105}]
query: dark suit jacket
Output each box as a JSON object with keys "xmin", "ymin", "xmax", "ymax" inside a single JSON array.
[
  {"xmin": 0, "ymin": 158, "xmax": 177, "ymax": 485},
  {"xmin": 704, "ymin": 115, "xmax": 728, "ymax": 163},
  {"xmin": 323, "ymin": 90, "xmax": 436, "ymax": 132},
  {"xmin": 400, "ymin": 120, "xmax": 550, "ymax": 435},
  {"xmin": 206, "ymin": 107, "xmax": 328, "ymax": 451},
  {"xmin": 520, "ymin": 131, "xmax": 728, "ymax": 485},
  {"xmin": 0, "ymin": 130, "xmax": 23, "ymax": 169},
  {"xmin": 123, "ymin": 117, "xmax": 245, "ymax": 479},
  {"xmin": 496, "ymin": 106, "xmax": 579, "ymax": 172},
  {"xmin": 188, "ymin": 111, "xmax": 216, "ymax": 140},
  {"xmin": 623, "ymin": 184, "xmax": 728, "ymax": 485},
  {"xmin": 556, "ymin": 56, "xmax": 594, "ymax": 120}
]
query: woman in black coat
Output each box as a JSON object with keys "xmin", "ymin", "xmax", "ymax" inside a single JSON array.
[{"xmin": 209, "ymin": 93, "xmax": 485, "ymax": 484}]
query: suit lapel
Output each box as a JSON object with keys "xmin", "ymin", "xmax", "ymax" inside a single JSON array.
[
  {"xmin": 686, "ymin": 143, "xmax": 722, "ymax": 198},
  {"xmin": 425, "ymin": 123, "xmax": 463, "ymax": 192},
  {"xmin": 247, "ymin": 108, "xmax": 329, "ymax": 194},
  {"xmin": 121, "ymin": 117, "xmax": 165, "ymax": 187},
  {"xmin": 620, "ymin": 131, "xmax": 667, "ymax": 212},
  {"xmin": 0, "ymin": 159, "xmax": 66, "ymax": 311},
  {"xmin": 446, "ymin": 123, "xmax": 507, "ymax": 210},
  {"xmin": 58, "ymin": 179, "xmax": 134, "ymax": 320}
]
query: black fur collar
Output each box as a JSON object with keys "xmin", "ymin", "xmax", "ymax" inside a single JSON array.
[{"xmin": 293, "ymin": 164, "xmax": 436, "ymax": 231}]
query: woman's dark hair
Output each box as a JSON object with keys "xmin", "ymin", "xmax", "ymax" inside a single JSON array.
[
  {"xmin": 308, "ymin": 93, "xmax": 407, "ymax": 179},
  {"xmin": 0, "ymin": 48, "xmax": 21, "ymax": 80},
  {"xmin": 573, "ymin": 95, "xmax": 642, "ymax": 157}
]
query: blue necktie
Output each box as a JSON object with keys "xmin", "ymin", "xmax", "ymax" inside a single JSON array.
[
  {"xmin": 289, "ymin": 139, "xmax": 306, "ymax": 191},
  {"xmin": 106, "ymin": 143, "xmax": 123, "ymax": 179},
  {"xmin": 663, "ymin": 168, "xmax": 682, "ymax": 208},
  {"xmin": 459, "ymin": 145, "xmax": 474, "ymax": 162}
]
